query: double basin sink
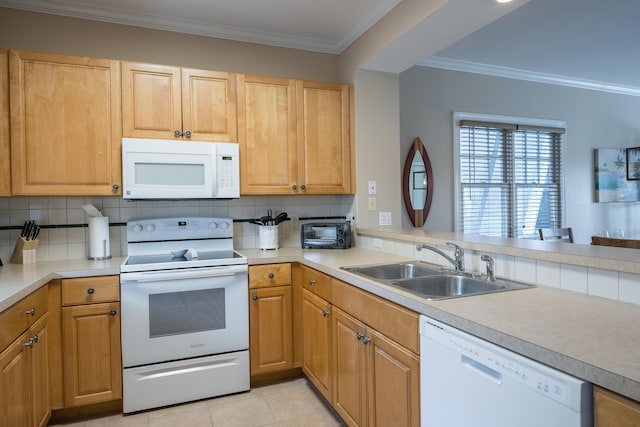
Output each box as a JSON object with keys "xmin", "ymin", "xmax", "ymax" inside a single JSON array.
[{"xmin": 341, "ymin": 262, "xmax": 534, "ymax": 300}]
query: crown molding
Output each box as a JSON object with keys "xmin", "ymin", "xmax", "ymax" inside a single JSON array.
[{"xmin": 419, "ymin": 56, "xmax": 640, "ymax": 97}]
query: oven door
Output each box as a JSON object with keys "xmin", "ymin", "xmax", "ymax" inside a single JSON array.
[{"xmin": 120, "ymin": 264, "xmax": 248, "ymax": 367}]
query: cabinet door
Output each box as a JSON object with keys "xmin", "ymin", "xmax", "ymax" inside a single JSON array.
[
  {"xmin": 10, "ymin": 50, "xmax": 122, "ymax": 196},
  {"xmin": 182, "ymin": 68, "xmax": 237, "ymax": 142},
  {"xmin": 249, "ymin": 286, "xmax": 293, "ymax": 375},
  {"xmin": 296, "ymin": 81, "xmax": 352, "ymax": 194},
  {"xmin": 595, "ymin": 386, "xmax": 640, "ymax": 427},
  {"xmin": 121, "ymin": 61, "xmax": 182, "ymax": 139},
  {"xmin": 237, "ymin": 74, "xmax": 298, "ymax": 194},
  {"xmin": 302, "ymin": 289, "xmax": 332, "ymax": 402},
  {"xmin": 366, "ymin": 328, "xmax": 420, "ymax": 427},
  {"xmin": 332, "ymin": 308, "xmax": 367, "ymax": 427},
  {"xmin": 0, "ymin": 49, "xmax": 9, "ymax": 196},
  {"xmin": 62, "ymin": 302, "xmax": 122, "ymax": 407},
  {"xmin": 0, "ymin": 332, "xmax": 30, "ymax": 427},
  {"xmin": 30, "ymin": 313, "xmax": 50, "ymax": 427}
]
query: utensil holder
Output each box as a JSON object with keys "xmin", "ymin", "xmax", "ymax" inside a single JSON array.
[
  {"xmin": 10, "ymin": 236, "xmax": 39, "ymax": 264},
  {"xmin": 258, "ymin": 225, "xmax": 279, "ymax": 250}
]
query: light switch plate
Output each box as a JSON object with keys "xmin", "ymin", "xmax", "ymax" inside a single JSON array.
[
  {"xmin": 368, "ymin": 196, "xmax": 377, "ymax": 211},
  {"xmin": 368, "ymin": 180, "xmax": 377, "ymax": 195},
  {"xmin": 379, "ymin": 211, "xmax": 392, "ymax": 226}
]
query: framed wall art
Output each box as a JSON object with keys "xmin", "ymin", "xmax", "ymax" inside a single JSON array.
[
  {"xmin": 626, "ymin": 147, "xmax": 640, "ymax": 180},
  {"xmin": 594, "ymin": 148, "xmax": 640, "ymax": 202}
]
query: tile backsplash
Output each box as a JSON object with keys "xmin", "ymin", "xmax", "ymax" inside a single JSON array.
[{"xmin": 0, "ymin": 195, "xmax": 355, "ymax": 262}]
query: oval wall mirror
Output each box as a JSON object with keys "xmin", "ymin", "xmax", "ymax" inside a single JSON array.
[{"xmin": 402, "ymin": 137, "xmax": 433, "ymax": 227}]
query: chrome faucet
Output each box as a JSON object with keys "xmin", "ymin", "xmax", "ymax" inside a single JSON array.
[
  {"xmin": 481, "ymin": 255, "xmax": 495, "ymax": 282},
  {"xmin": 416, "ymin": 242, "xmax": 465, "ymax": 272}
]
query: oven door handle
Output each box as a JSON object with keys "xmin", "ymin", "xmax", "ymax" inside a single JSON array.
[{"xmin": 121, "ymin": 265, "xmax": 247, "ymax": 283}]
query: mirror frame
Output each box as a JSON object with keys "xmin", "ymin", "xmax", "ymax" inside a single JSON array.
[{"xmin": 402, "ymin": 137, "xmax": 434, "ymax": 227}]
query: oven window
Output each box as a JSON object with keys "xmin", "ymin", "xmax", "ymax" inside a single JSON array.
[{"xmin": 148, "ymin": 288, "xmax": 225, "ymax": 338}]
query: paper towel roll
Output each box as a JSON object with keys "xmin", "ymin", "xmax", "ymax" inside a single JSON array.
[{"xmin": 88, "ymin": 216, "xmax": 111, "ymax": 260}]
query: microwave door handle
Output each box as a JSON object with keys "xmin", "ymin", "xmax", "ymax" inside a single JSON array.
[{"xmin": 121, "ymin": 266, "xmax": 246, "ymax": 283}]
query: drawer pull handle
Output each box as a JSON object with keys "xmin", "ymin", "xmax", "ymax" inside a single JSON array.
[
  {"xmin": 268, "ymin": 273, "xmax": 275, "ymax": 279},
  {"xmin": 110, "ymin": 310, "xmax": 117, "ymax": 316},
  {"xmin": 87, "ymin": 288, "xmax": 95, "ymax": 295},
  {"xmin": 25, "ymin": 308, "xmax": 35, "ymax": 316}
]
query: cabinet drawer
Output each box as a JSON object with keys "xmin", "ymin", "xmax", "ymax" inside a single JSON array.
[
  {"xmin": 0, "ymin": 285, "xmax": 48, "ymax": 351},
  {"xmin": 332, "ymin": 279, "xmax": 419, "ymax": 354},
  {"xmin": 249, "ymin": 264, "xmax": 292, "ymax": 288},
  {"xmin": 62, "ymin": 276, "xmax": 120, "ymax": 306},
  {"xmin": 301, "ymin": 266, "xmax": 332, "ymax": 301},
  {"xmin": 594, "ymin": 386, "xmax": 640, "ymax": 426}
]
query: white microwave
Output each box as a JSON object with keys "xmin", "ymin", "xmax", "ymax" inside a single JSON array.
[{"xmin": 122, "ymin": 138, "xmax": 240, "ymax": 200}]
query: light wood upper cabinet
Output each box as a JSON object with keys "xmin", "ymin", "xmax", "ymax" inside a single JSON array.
[
  {"xmin": 122, "ymin": 62, "xmax": 237, "ymax": 142},
  {"xmin": 237, "ymin": 74, "xmax": 297, "ymax": 194},
  {"xmin": 0, "ymin": 49, "xmax": 9, "ymax": 196},
  {"xmin": 9, "ymin": 50, "xmax": 122, "ymax": 196},
  {"xmin": 238, "ymin": 76, "xmax": 354, "ymax": 195},
  {"xmin": 297, "ymin": 81, "xmax": 353, "ymax": 194}
]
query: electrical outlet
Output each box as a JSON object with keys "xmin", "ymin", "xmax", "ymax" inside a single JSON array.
[
  {"xmin": 368, "ymin": 180, "xmax": 377, "ymax": 195},
  {"xmin": 368, "ymin": 196, "xmax": 377, "ymax": 211},
  {"xmin": 379, "ymin": 212, "xmax": 392, "ymax": 226}
]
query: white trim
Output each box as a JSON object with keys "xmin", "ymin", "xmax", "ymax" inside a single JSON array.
[{"xmin": 422, "ymin": 57, "xmax": 640, "ymax": 97}]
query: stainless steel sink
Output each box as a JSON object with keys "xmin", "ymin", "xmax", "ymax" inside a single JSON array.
[
  {"xmin": 390, "ymin": 275, "xmax": 516, "ymax": 299},
  {"xmin": 341, "ymin": 261, "xmax": 535, "ymax": 300},
  {"xmin": 341, "ymin": 262, "xmax": 441, "ymax": 280}
]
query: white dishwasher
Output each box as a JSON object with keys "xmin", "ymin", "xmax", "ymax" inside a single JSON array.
[{"xmin": 420, "ymin": 316, "xmax": 593, "ymax": 427}]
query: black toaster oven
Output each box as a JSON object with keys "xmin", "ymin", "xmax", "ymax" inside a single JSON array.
[{"xmin": 301, "ymin": 222, "xmax": 352, "ymax": 249}]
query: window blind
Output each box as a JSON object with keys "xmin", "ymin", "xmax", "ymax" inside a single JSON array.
[{"xmin": 458, "ymin": 121, "xmax": 563, "ymax": 239}]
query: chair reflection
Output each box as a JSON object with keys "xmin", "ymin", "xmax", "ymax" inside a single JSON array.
[
  {"xmin": 538, "ymin": 227, "xmax": 574, "ymax": 243},
  {"xmin": 591, "ymin": 236, "xmax": 640, "ymax": 249}
]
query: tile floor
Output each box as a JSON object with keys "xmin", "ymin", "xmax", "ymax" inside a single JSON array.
[{"xmin": 50, "ymin": 378, "xmax": 346, "ymax": 427}]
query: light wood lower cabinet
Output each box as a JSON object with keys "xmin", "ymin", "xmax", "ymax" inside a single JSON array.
[
  {"xmin": 595, "ymin": 386, "xmax": 640, "ymax": 427},
  {"xmin": 61, "ymin": 276, "xmax": 121, "ymax": 407},
  {"xmin": 249, "ymin": 263, "xmax": 293, "ymax": 376},
  {"xmin": 302, "ymin": 288, "xmax": 333, "ymax": 402},
  {"xmin": 0, "ymin": 286, "xmax": 50, "ymax": 427},
  {"xmin": 0, "ymin": 49, "xmax": 9, "ymax": 196},
  {"xmin": 332, "ymin": 279, "xmax": 420, "ymax": 427}
]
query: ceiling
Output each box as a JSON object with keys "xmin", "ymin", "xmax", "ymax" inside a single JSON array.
[{"xmin": 1, "ymin": 0, "xmax": 639, "ymax": 95}]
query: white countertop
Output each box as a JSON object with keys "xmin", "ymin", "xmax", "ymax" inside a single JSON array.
[{"xmin": 1, "ymin": 247, "xmax": 639, "ymax": 403}]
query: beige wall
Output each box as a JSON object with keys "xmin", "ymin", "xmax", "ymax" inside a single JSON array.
[{"xmin": 0, "ymin": 8, "xmax": 339, "ymax": 82}]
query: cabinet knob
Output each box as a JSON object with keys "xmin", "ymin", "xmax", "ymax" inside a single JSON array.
[
  {"xmin": 356, "ymin": 332, "xmax": 364, "ymax": 341},
  {"xmin": 87, "ymin": 288, "xmax": 95, "ymax": 295},
  {"xmin": 184, "ymin": 130, "xmax": 192, "ymax": 138},
  {"xmin": 32, "ymin": 335, "xmax": 39, "ymax": 343},
  {"xmin": 25, "ymin": 308, "xmax": 35, "ymax": 316},
  {"xmin": 174, "ymin": 130, "xmax": 183, "ymax": 137},
  {"xmin": 291, "ymin": 184, "xmax": 297, "ymax": 190},
  {"xmin": 110, "ymin": 310, "xmax": 117, "ymax": 316},
  {"xmin": 24, "ymin": 338, "xmax": 35, "ymax": 348},
  {"xmin": 300, "ymin": 184, "xmax": 306, "ymax": 190},
  {"xmin": 308, "ymin": 279, "xmax": 316, "ymax": 285},
  {"xmin": 112, "ymin": 184, "xmax": 119, "ymax": 191},
  {"xmin": 252, "ymin": 294, "xmax": 259, "ymax": 301},
  {"xmin": 268, "ymin": 273, "xmax": 275, "ymax": 279},
  {"xmin": 322, "ymin": 309, "xmax": 329, "ymax": 317},
  {"xmin": 362, "ymin": 337, "xmax": 371, "ymax": 345}
]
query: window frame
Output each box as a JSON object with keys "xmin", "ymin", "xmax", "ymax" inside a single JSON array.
[{"xmin": 452, "ymin": 112, "xmax": 567, "ymax": 238}]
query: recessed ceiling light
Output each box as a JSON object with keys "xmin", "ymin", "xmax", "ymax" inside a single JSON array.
[{"xmin": 496, "ymin": 0, "xmax": 513, "ymax": 3}]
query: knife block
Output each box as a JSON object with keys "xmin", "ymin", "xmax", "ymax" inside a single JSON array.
[{"xmin": 10, "ymin": 236, "xmax": 39, "ymax": 264}]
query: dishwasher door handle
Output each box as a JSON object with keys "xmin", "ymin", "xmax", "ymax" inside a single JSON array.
[{"xmin": 461, "ymin": 355, "xmax": 502, "ymax": 385}]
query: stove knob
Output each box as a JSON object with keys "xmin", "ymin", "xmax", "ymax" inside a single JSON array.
[
  {"xmin": 209, "ymin": 222, "xmax": 219, "ymax": 230},
  {"xmin": 220, "ymin": 221, "xmax": 230, "ymax": 230},
  {"xmin": 133, "ymin": 224, "xmax": 143, "ymax": 233},
  {"xmin": 145, "ymin": 224, "xmax": 156, "ymax": 232}
]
